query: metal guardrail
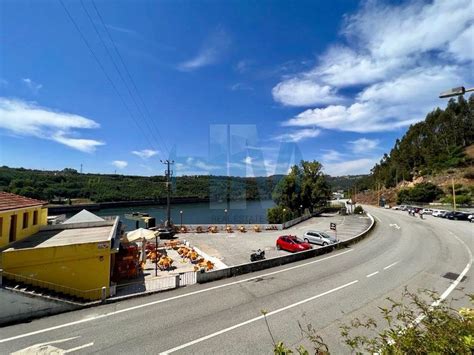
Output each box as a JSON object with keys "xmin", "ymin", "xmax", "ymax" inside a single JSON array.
[{"xmin": 1, "ymin": 271, "xmax": 106, "ymax": 301}]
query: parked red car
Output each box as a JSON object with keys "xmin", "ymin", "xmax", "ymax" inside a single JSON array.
[{"xmin": 276, "ymin": 235, "xmax": 312, "ymax": 252}]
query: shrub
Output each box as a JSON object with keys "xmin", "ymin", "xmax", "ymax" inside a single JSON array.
[{"xmin": 354, "ymin": 205, "xmax": 364, "ymax": 214}]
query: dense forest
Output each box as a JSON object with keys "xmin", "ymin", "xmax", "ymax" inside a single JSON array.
[
  {"xmin": 0, "ymin": 166, "xmax": 287, "ymax": 203},
  {"xmin": 356, "ymin": 96, "xmax": 474, "ymax": 192},
  {"xmin": 0, "ymin": 164, "xmax": 360, "ymax": 204}
]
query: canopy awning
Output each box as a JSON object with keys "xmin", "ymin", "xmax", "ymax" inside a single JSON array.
[{"xmin": 125, "ymin": 228, "xmax": 158, "ymax": 242}]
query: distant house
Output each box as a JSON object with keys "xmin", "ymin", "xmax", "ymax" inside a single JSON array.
[
  {"xmin": 0, "ymin": 192, "xmax": 48, "ymax": 248},
  {"xmin": 332, "ymin": 190, "xmax": 345, "ymax": 200}
]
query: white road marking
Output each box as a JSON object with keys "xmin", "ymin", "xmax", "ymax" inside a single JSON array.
[
  {"xmin": 0, "ymin": 249, "xmax": 355, "ymax": 344},
  {"xmin": 366, "ymin": 271, "xmax": 379, "ymax": 278},
  {"xmin": 64, "ymin": 342, "xmax": 94, "ymax": 353},
  {"xmin": 383, "ymin": 261, "xmax": 398, "ymax": 270},
  {"xmin": 373, "ymin": 215, "xmax": 382, "ymax": 223},
  {"xmin": 389, "ymin": 223, "xmax": 400, "ymax": 230},
  {"xmin": 160, "ymin": 280, "xmax": 359, "ymax": 354}
]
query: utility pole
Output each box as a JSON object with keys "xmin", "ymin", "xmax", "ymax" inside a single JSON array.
[
  {"xmin": 161, "ymin": 159, "xmax": 174, "ymax": 227},
  {"xmin": 452, "ymin": 177, "xmax": 457, "ymax": 211},
  {"xmin": 80, "ymin": 163, "xmax": 83, "ymax": 174}
]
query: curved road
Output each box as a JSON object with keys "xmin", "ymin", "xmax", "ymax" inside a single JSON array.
[{"xmin": 1, "ymin": 206, "xmax": 472, "ymax": 354}]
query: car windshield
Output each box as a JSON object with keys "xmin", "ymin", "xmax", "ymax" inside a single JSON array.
[
  {"xmin": 290, "ymin": 237, "xmax": 304, "ymax": 243},
  {"xmin": 320, "ymin": 233, "xmax": 332, "ymax": 239}
]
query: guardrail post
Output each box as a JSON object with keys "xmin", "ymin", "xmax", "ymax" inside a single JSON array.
[
  {"xmin": 101, "ymin": 286, "xmax": 107, "ymax": 302},
  {"xmin": 176, "ymin": 274, "xmax": 181, "ymax": 288}
]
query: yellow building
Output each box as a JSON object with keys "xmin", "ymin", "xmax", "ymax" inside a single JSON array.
[
  {"xmin": 0, "ymin": 192, "xmax": 48, "ymax": 248},
  {"xmin": 1, "ymin": 210, "xmax": 121, "ymax": 301}
]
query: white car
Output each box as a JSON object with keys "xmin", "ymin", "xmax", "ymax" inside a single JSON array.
[
  {"xmin": 392, "ymin": 205, "xmax": 401, "ymax": 210},
  {"xmin": 432, "ymin": 209, "xmax": 448, "ymax": 217},
  {"xmin": 422, "ymin": 208, "xmax": 433, "ymax": 215},
  {"xmin": 303, "ymin": 230, "xmax": 337, "ymax": 246},
  {"xmin": 468, "ymin": 214, "xmax": 474, "ymax": 223}
]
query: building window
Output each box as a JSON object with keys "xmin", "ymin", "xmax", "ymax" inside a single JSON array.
[
  {"xmin": 33, "ymin": 210, "xmax": 38, "ymax": 225},
  {"xmin": 23, "ymin": 212, "xmax": 29, "ymax": 229}
]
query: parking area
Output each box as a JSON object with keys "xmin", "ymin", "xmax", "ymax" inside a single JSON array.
[{"xmin": 182, "ymin": 213, "xmax": 372, "ymax": 266}]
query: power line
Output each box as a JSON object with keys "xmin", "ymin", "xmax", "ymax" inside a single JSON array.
[
  {"xmin": 80, "ymin": 0, "xmax": 168, "ymax": 158},
  {"xmin": 91, "ymin": 0, "xmax": 171, "ymax": 156},
  {"xmin": 58, "ymin": 0, "xmax": 160, "ymax": 154}
]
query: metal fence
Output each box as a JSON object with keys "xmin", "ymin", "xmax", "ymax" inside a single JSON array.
[{"xmin": 113, "ymin": 271, "xmax": 197, "ymax": 298}]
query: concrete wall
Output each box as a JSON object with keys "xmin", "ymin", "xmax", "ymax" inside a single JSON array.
[
  {"xmin": 0, "ymin": 207, "xmax": 48, "ymax": 248},
  {"xmin": 0, "ymin": 288, "xmax": 78, "ymax": 326},
  {"xmin": 198, "ymin": 213, "xmax": 375, "ymax": 284},
  {"xmin": 2, "ymin": 241, "xmax": 112, "ymax": 300}
]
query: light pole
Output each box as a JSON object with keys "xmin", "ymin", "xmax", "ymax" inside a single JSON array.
[
  {"xmin": 224, "ymin": 209, "xmax": 228, "ymax": 229},
  {"xmin": 282, "ymin": 208, "xmax": 286, "ymax": 223},
  {"xmin": 180, "ymin": 210, "xmax": 183, "ymax": 229},
  {"xmin": 439, "ymin": 87, "xmax": 471, "ymax": 211},
  {"xmin": 439, "ymin": 86, "xmax": 474, "ymax": 98},
  {"xmin": 300, "ymin": 204, "xmax": 303, "ymax": 216}
]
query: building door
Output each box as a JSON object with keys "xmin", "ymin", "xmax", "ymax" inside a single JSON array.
[{"xmin": 9, "ymin": 214, "xmax": 17, "ymax": 243}]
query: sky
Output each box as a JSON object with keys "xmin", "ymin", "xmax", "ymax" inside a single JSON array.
[{"xmin": 0, "ymin": 0, "xmax": 473, "ymax": 177}]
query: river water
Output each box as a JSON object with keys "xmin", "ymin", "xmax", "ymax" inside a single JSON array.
[{"xmin": 92, "ymin": 199, "xmax": 276, "ymax": 230}]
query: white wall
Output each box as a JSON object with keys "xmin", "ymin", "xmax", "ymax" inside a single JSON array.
[{"xmin": 0, "ymin": 288, "xmax": 78, "ymax": 325}]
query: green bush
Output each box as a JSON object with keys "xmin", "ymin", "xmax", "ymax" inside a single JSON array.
[{"xmin": 354, "ymin": 205, "xmax": 364, "ymax": 214}]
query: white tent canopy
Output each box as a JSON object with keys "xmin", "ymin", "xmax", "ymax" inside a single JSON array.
[{"xmin": 126, "ymin": 228, "xmax": 158, "ymax": 242}]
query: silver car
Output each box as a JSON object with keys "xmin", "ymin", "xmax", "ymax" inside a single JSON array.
[{"xmin": 303, "ymin": 230, "xmax": 337, "ymax": 246}]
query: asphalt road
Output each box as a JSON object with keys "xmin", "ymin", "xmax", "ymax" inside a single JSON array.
[{"xmin": 1, "ymin": 206, "xmax": 472, "ymax": 354}]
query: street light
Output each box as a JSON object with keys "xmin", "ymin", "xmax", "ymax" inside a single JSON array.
[
  {"xmin": 283, "ymin": 208, "xmax": 286, "ymax": 223},
  {"xmin": 224, "ymin": 209, "xmax": 228, "ymax": 229},
  {"xmin": 180, "ymin": 210, "xmax": 183, "ymax": 229},
  {"xmin": 300, "ymin": 204, "xmax": 303, "ymax": 216},
  {"xmin": 439, "ymin": 86, "xmax": 474, "ymax": 98}
]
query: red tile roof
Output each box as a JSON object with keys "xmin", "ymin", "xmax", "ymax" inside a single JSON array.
[{"xmin": 0, "ymin": 191, "xmax": 47, "ymax": 212}]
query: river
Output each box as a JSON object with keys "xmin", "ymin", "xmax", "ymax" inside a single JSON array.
[{"xmin": 88, "ymin": 199, "xmax": 276, "ymax": 230}]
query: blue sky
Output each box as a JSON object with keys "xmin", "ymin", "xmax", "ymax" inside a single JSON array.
[{"xmin": 0, "ymin": 0, "xmax": 472, "ymax": 177}]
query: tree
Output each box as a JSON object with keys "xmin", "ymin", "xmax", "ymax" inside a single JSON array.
[{"xmin": 270, "ymin": 160, "xmax": 330, "ymax": 221}]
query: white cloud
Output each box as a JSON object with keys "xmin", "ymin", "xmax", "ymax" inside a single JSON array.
[
  {"xmin": 284, "ymin": 66, "xmax": 463, "ymax": 132},
  {"xmin": 272, "ymin": 78, "xmax": 342, "ymax": 106},
  {"xmin": 52, "ymin": 132, "xmax": 104, "ymax": 153},
  {"xmin": 0, "ymin": 97, "xmax": 104, "ymax": 152},
  {"xmin": 230, "ymin": 83, "xmax": 253, "ymax": 91},
  {"xmin": 132, "ymin": 149, "xmax": 158, "ymax": 159},
  {"xmin": 447, "ymin": 24, "xmax": 474, "ymax": 62},
  {"xmin": 348, "ymin": 138, "xmax": 379, "ymax": 154},
  {"xmin": 273, "ymin": 128, "xmax": 321, "ymax": 142},
  {"xmin": 323, "ymin": 158, "xmax": 378, "ymax": 176},
  {"xmin": 178, "ymin": 30, "xmax": 230, "ymax": 71},
  {"xmin": 235, "ymin": 60, "xmax": 252, "ymax": 73},
  {"xmin": 242, "ymin": 156, "xmax": 253, "ymax": 164},
  {"xmin": 321, "ymin": 149, "xmax": 344, "ymax": 162},
  {"xmin": 22, "ymin": 78, "xmax": 43, "ymax": 94},
  {"xmin": 112, "ymin": 160, "xmax": 128, "ymax": 169},
  {"xmin": 275, "ymin": 0, "xmax": 473, "ymax": 133}
]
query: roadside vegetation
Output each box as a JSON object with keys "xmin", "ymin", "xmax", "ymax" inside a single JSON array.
[
  {"xmin": 267, "ymin": 161, "xmax": 331, "ymax": 223},
  {"xmin": 267, "ymin": 289, "xmax": 474, "ymax": 354}
]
